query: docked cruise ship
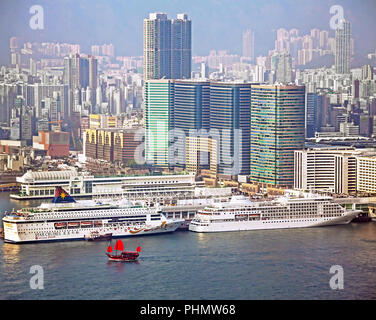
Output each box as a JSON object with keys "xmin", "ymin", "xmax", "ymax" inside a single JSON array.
[
  {"xmin": 189, "ymin": 195, "xmax": 361, "ymax": 233},
  {"xmin": 3, "ymin": 187, "xmax": 184, "ymax": 243}
]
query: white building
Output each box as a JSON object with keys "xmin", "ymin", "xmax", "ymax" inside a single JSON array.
[
  {"xmin": 357, "ymin": 156, "xmax": 376, "ymax": 194},
  {"xmin": 13, "ymin": 170, "xmax": 199, "ymax": 202},
  {"xmin": 294, "ymin": 148, "xmax": 363, "ymax": 195}
]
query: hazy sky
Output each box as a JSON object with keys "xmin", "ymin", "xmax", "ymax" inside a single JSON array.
[{"xmin": 1, "ymin": 0, "xmax": 376, "ymax": 64}]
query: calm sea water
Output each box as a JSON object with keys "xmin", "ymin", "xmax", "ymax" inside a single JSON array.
[{"xmin": 1, "ymin": 192, "xmax": 376, "ymax": 300}]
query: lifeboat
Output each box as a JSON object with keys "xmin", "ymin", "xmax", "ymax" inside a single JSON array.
[
  {"xmin": 81, "ymin": 221, "xmax": 93, "ymax": 227},
  {"xmin": 54, "ymin": 222, "xmax": 67, "ymax": 229},
  {"xmin": 67, "ymin": 222, "xmax": 80, "ymax": 228}
]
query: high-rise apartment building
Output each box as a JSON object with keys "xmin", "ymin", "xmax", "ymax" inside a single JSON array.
[
  {"xmin": 242, "ymin": 29, "xmax": 255, "ymax": 62},
  {"xmin": 33, "ymin": 84, "xmax": 69, "ymax": 120},
  {"xmin": 362, "ymin": 65, "xmax": 373, "ymax": 80},
  {"xmin": 63, "ymin": 54, "xmax": 97, "ymax": 119},
  {"xmin": 143, "ymin": 13, "xmax": 191, "ymax": 80},
  {"xmin": 250, "ymin": 85, "xmax": 305, "ymax": 187},
  {"xmin": 64, "ymin": 54, "xmax": 88, "ymax": 89},
  {"xmin": 64, "ymin": 54, "xmax": 98, "ymax": 90},
  {"xmin": 275, "ymin": 52, "xmax": 292, "ymax": 84},
  {"xmin": 88, "ymin": 55, "xmax": 98, "ymax": 90},
  {"xmin": 143, "ymin": 13, "xmax": 172, "ymax": 81},
  {"xmin": 0, "ymin": 83, "xmax": 18, "ymax": 126},
  {"xmin": 319, "ymin": 30, "xmax": 329, "ymax": 49},
  {"xmin": 171, "ymin": 14, "xmax": 192, "ymax": 79},
  {"xmin": 335, "ymin": 20, "xmax": 351, "ymax": 74},
  {"xmin": 305, "ymin": 92, "xmax": 318, "ymax": 138}
]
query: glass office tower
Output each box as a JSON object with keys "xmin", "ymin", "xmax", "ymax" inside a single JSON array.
[{"xmin": 250, "ymin": 84, "xmax": 305, "ymax": 186}]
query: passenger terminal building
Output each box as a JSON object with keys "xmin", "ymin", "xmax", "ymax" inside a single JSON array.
[{"xmin": 12, "ymin": 170, "xmax": 199, "ymax": 203}]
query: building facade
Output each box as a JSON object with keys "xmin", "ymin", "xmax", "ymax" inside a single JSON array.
[
  {"xmin": 33, "ymin": 131, "xmax": 70, "ymax": 158},
  {"xmin": 173, "ymin": 80, "xmax": 210, "ymax": 166},
  {"xmin": 143, "ymin": 13, "xmax": 191, "ymax": 81},
  {"xmin": 171, "ymin": 14, "xmax": 192, "ymax": 79},
  {"xmin": 84, "ymin": 128, "xmax": 140, "ymax": 164},
  {"xmin": 335, "ymin": 20, "xmax": 351, "ymax": 74},
  {"xmin": 145, "ymin": 80, "xmax": 174, "ymax": 167},
  {"xmin": 143, "ymin": 13, "xmax": 172, "ymax": 81},
  {"xmin": 294, "ymin": 148, "xmax": 358, "ymax": 195},
  {"xmin": 242, "ymin": 29, "xmax": 255, "ymax": 62},
  {"xmin": 357, "ymin": 156, "xmax": 376, "ymax": 194},
  {"xmin": 250, "ymin": 85, "xmax": 305, "ymax": 187},
  {"xmin": 209, "ymin": 82, "xmax": 251, "ymax": 176}
]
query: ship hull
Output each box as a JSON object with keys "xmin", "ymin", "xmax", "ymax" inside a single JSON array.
[
  {"xmin": 3, "ymin": 219, "xmax": 183, "ymax": 244},
  {"xmin": 189, "ymin": 210, "xmax": 360, "ymax": 233}
]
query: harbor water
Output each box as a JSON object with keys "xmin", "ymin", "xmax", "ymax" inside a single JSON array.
[{"xmin": 1, "ymin": 192, "xmax": 376, "ymax": 300}]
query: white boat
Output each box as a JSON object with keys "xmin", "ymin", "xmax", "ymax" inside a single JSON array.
[
  {"xmin": 189, "ymin": 195, "xmax": 361, "ymax": 233},
  {"xmin": 3, "ymin": 187, "xmax": 184, "ymax": 243}
]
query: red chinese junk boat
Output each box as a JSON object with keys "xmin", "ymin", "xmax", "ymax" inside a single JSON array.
[{"xmin": 106, "ymin": 239, "xmax": 141, "ymax": 262}]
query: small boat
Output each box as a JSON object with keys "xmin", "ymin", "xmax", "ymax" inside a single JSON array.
[
  {"xmin": 106, "ymin": 239, "xmax": 141, "ymax": 262},
  {"xmin": 85, "ymin": 231, "xmax": 112, "ymax": 241}
]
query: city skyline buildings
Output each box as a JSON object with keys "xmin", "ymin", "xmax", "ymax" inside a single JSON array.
[{"xmin": 1, "ymin": 2, "xmax": 376, "ymax": 196}]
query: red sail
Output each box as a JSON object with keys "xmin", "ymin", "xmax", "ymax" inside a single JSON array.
[
  {"xmin": 114, "ymin": 240, "xmax": 124, "ymax": 252},
  {"xmin": 107, "ymin": 245, "xmax": 112, "ymax": 253},
  {"xmin": 136, "ymin": 246, "xmax": 141, "ymax": 252}
]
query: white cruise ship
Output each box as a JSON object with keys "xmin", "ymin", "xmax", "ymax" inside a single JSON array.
[
  {"xmin": 189, "ymin": 195, "xmax": 361, "ymax": 233},
  {"xmin": 3, "ymin": 187, "xmax": 184, "ymax": 243}
]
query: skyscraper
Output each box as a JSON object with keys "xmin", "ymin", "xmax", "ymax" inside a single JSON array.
[
  {"xmin": 250, "ymin": 85, "xmax": 305, "ymax": 187},
  {"xmin": 143, "ymin": 13, "xmax": 191, "ymax": 80},
  {"xmin": 173, "ymin": 80, "xmax": 210, "ymax": 165},
  {"xmin": 143, "ymin": 13, "xmax": 172, "ymax": 80},
  {"xmin": 88, "ymin": 55, "xmax": 98, "ymax": 90},
  {"xmin": 335, "ymin": 20, "xmax": 351, "ymax": 74},
  {"xmin": 275, "ymin": 52, "xmax": 292, "ymax": 84},
  {"xmin": 63, "ymin": 54, "xmax": 92, "ymax": 89},
  {"xmin": 171, "ymin": 14, "xmax": 192, "ymax": 79},
  {"xmin": 145, "ymin": 80, "xmax": 174, "ymax": 167},
  {"xmin": 305, "ymin": 92, "xmax": 318, "ymax": 138},
  {"xmin": 242, "ymin": 29, "xmax": 255, "ymax": 62},
  {"xmin": 63, "ymin": 54, "xmax": 97, "ymax": 118},
  {"xmin": 209, "ymin": 82, "xmax": 251, "ymax": 176}
]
